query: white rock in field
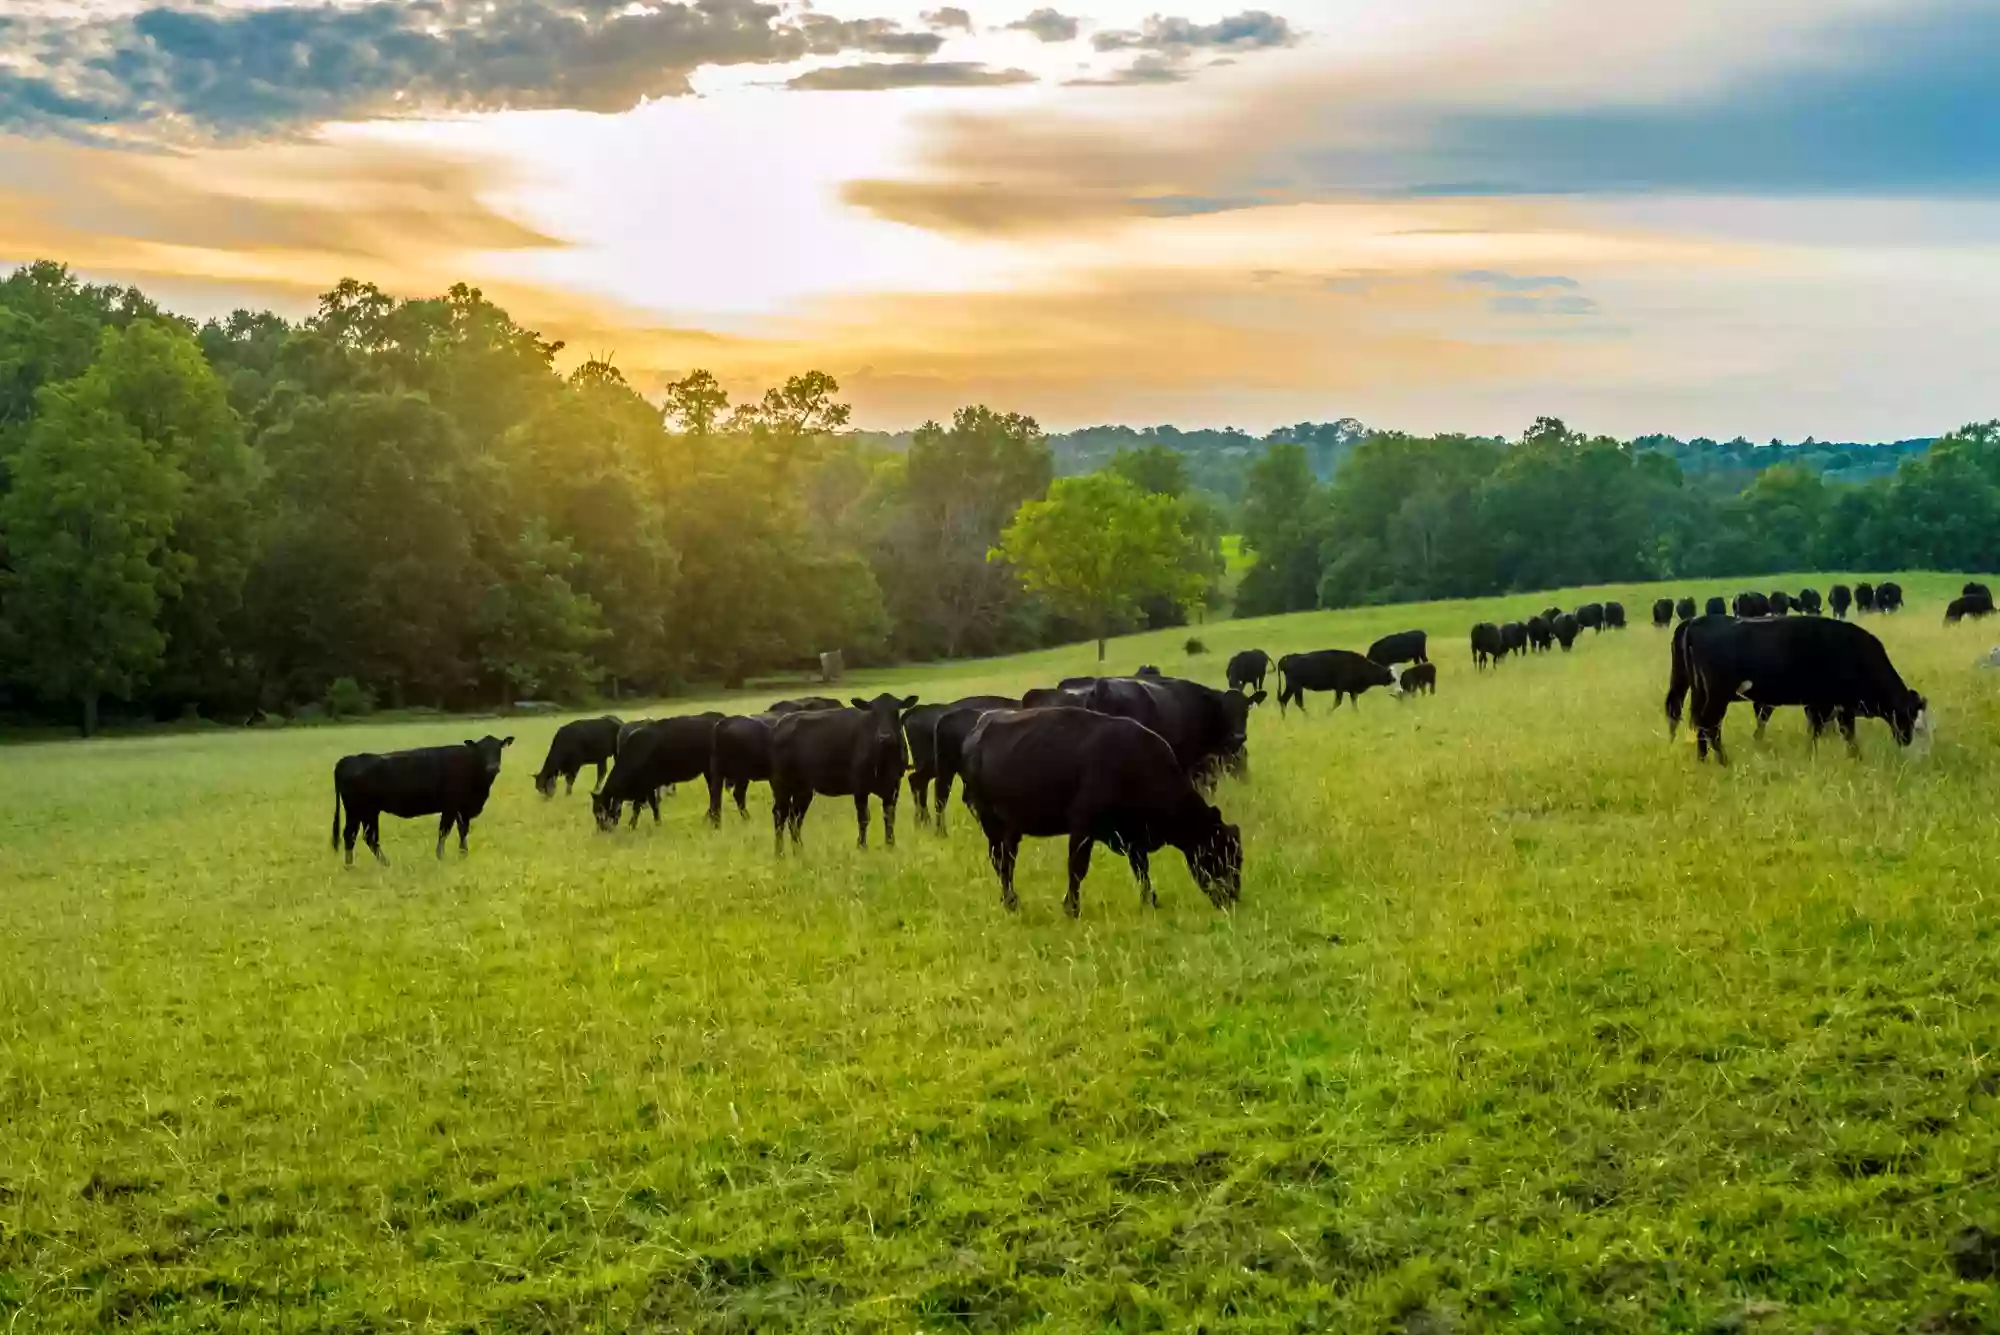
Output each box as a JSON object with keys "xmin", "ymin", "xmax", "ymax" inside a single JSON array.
[{"xmin": 1978, "ymin": 646, "xmax": 2000, "ymax": 668}]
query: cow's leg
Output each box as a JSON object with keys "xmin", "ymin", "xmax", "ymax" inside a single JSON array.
[
  {"xmin": 1064, "ymin": 833, "xmax": 1094, "ymax": 918},
  {"xmin": 772, "ymin": 792, "xmax": 789, "ymax": 857},
  {"xmin": 883, "ymin": 788, "xmax": 898, "ymax": 849},
  {"xmin": 366, "ymin": 816, "xmax": 387, "ymax": 865},
  {"xmin": 649, "ymin": 790, "xmax": 662, "ymax": 824},
  {"xmin": 342, "ymin": 810, "xmax": 362, "ymax": 866},
  {"xmin": 789, "ymin": 793, "xmax": 811, "ymax": 847},
  {"xmin": 456, "ymin": 813, "xmax": 471, "ymax": 855},
  {"xmin": 1805, "ymin": 706, "xmax": 1829, "ymax": 750},
  {"xmin": 733, "ymin": 780, "xmax": 749, "ymax": 820},
  {"xmin": 1839, "ymin": 707, "xmax": 1860, "ymax": 756},
  {"xmin": 435, "ymin": 813, "xmax": 452, "ymax": 860},
  {"xmin": 565, "ymin": 767, "xmax": 578, "ymax": 795},
  {"xmin": 706, "ymin": 771, "xmax": 725, "ymax": 828},
  {"xmin": 628, "ymin": 798, "xmax": 642, "ymax": 829},
  {"xmin": 909, "ymin": 774, "xmax": 931, "ymax": 827},
  {"xmin": 593, "ymin": 759, "xmax": 608, "ymax": 792},
  {"xmin": 933, "ymin": 773, "xmax": 954, "ymax": 833},
  {"xmin": 1128, "ymin": 846, "xmax": 1156, "ymax": 908},
  {"xmin": 985, "ymin": 824, "xmax": 1020, "ymax": 911},
  {"xmin": 854, "ymin": 793, "xmax": 871, "ymax": 849}
]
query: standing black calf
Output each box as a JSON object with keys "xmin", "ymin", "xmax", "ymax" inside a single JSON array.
[
  {"xmin": 333, "ymin": 736, "xmax": 513, "ymax": 865},
  {"xmin": 770, "ymin": 694, "xmax": 919, "ymax": 853},
  {"xmin": 534, "ymin": 716, "xmax": 622, "ymax": 797}
]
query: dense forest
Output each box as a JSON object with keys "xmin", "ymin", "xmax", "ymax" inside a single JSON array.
[{"xmin": 0, "ymin": 261, "xmax": 1992, "ymax": 732}]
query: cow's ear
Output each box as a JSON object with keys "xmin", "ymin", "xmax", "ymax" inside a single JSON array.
[
  {"xmin": 502, "ymin": 736, "xmax": 514, "ymax": 747},
  {"xmin": 850, "ymin": 697, "xmax": 868, "ymax": 710},
  {"xmin": 1249, "ymin": 690, "xmax": 1268, "ymax": 707},
  {"xmin": 463, "ymin": 738, "xmax": 478, "ymax": 748},
  {"xmin": 901, "ymin": 695, "xmax": 919, "ymax": 711}
]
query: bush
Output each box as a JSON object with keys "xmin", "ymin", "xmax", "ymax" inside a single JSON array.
[
  {"xmin": 325, "ymin": 677, "xmax": 376, "ymax": 719},
  {"xmin": 1184, "ymin": 636, "xmax": 1209, "ymax": 656}
]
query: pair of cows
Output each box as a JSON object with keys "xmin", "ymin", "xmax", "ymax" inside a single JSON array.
[
  {"xmin": 1946, "ymin": 582, "xmax": 1994, "ymax": 623},
  {"xmin": 1664, "ymin": 613, "xmax": 1930, "ymax": 763}
]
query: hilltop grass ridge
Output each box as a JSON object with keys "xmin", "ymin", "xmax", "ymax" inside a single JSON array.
[{"xmin": 2, "ymin": 572, "xmax": 1998, "ymax": 1332}]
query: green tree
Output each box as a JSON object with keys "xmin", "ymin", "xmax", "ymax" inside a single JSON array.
[
  {"xmin": 1235, "ymin": 442, "xmax": 1329, "ymax": 615},
  {"xmin": 1109, "ymin": 442, "xmax": 1190, "ymax": 498},
  {"xmin": 475, "ymin": 520, "xmax": 607, "ymax": 703},
  {"xmin": 993, "ymin": 472, "xmax": 1205, "ymax": 660}
]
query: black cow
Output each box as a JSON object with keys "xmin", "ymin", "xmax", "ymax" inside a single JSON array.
[
  {"xmin": 1946, "ymin": 593, "xmax": 1995, "ymax": 623},
  {"xmin": 1366, "ymin": 630, "xmax": 1429, "ymax": 667},
  {"xmin": 1539, "ymin": 606, "xmax": 1563, "ymax": 626},
  {"xmin": 1829, "ymin": 584, "xmax": 1852, "ymax": 619},
  {"xmin": 1705, "ymin": 596, "xmax": 1727, "ymax": 617},
  {"xmin": 1732, "ymin": 591, "xmax": 1770, "ymax": 618},
  {"xmin": 706, "ymin": 714, "xmax": 775, "ymax": 825},
  {"xmin": 1226, "ymin": 649, "xmax": 1272, "ymax": 694},
  {"xmin": 1665, "ymin": 615, "xmax": 1929, "ymax": 764},
  {"xmin": 1676, "ymin": 597, "xmax": 1697, "ymax": 622},
  {"xmin": 960, "ymin": 707, "xmax": 1241, "ymax": 917},
  {"xmin": 931, "ymin": 700, "xmax": 1024, "ymax": 831},
  {"xmin": 1964, "ymin": 582, "xmax": 1992, "ymax": 600},
  {"xmin": 332, "ymin": 736, "xmax": 513, "ymax": 865},
  {"xmin": 1276, "ymin": 650, "xmax": 1398, "ymax": 714},
  {"xmin": 1855, "ymin": 582, "xmax": 1876, "ymax": 613},
  {"xmin": 616, "ymin": 719, "xmax": 655, "ymax": 752},
  {"xmin": 1604, "ymin": 602, "xmax": 1627, "ymax": 630},
  {"xmin": 1768, "ymin": 590, "xmax": 1791, "ymax": 617},
  {"xmin": 1553, "ymin": 613, "xmax": 1580, "ymax": 651},
  {"xmin": 1471, "ymin": 622, "xmax": 1504, "ymax": 669},
  {"xmin": 1796, "ymin": 588, "xmax": 1822, "ymax": 615},
  {"xmin": 1023, "ymin": 683, "xmax": 1092, "ymax": 710},
  {"xmin": 768, "ymin": 696, "xmax": 844, "ymax": 715},
  {"xmin": 593, "ymin": 714, "xmax": 724, "ymax": 829},
  {"xmin": 534, "ymin": 716, "xmax": 622, "ymax": 798},
  {"xmin": 769, "ymin": 694, "xmax": 919, "ymax": 852},
  {"xmin": 905, "ymin": 695, "xmax": 1018, "ymax": 824},
  {"xmin": 1500, "ymin": 621, "xmax": 1528, "ymax": 658},
  {"xmin": 1652, "ymin": 599, "xmax": 1674, "ymax": 628},
  {"xmin": 1576, "ymin": 603, "xmax": 1605, "ymax": 633},
  {"xmin": 1877, "ymin": 581, "xmax": 1904, "ymax": 613},
  {"xmin": 1398, "ymin": 662, "xmax": 1438, "ymax": 696},
  {"xmin": 1527, "ymin": 616, "xmax": 1553, "ymax": 652},
  {"xmin": 1136, "ymin": 665, "xmax": 1163, "ymax": 677},
  {"xmin": 1084, "ymin": 675, "xmax": 1263, "ymax": 783}
]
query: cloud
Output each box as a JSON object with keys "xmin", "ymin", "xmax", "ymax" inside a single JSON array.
[
  {"xmin": 1458, "ymin": 271, "xmax": 1583, "ymax": 293},
  {"xmin": 0, "ymin": 0, "xmax": 948, "ymax": 138},
  {"xmin": 1006, "ymin": 9, "xmax": 1081, "ymax": 43},
  {"xmin": 1091, "ymin": 11, "xmax": 1296, "ymax": 54},
  {"xmin": 920, "ymin": 8, "xmax": 974, "ymax": 33},
  {"xmin": 786, "ymin": 62, "xmax": 1035, "ymax": 92},
  {"xmin": 1065, "ymin": 54, "xmax": 1191, "ymax": 87}
]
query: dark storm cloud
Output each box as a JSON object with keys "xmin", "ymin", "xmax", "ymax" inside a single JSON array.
[{"xmin": 0, "ymin": 0, "xmax": 947, "ymax": 138}]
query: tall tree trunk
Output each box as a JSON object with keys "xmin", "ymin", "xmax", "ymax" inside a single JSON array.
[
  {"xmin": 81, "ymin": 689, "xmax": 99, "ymax": 739},
  {"xmin": 1096, "ymin": 634, "xmax": 1107, "ymax": 662}
]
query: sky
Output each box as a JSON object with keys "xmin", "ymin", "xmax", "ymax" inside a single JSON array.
[{"xmin": 1, "ymin": 0, "xmax": 1997, "ymax": 439}]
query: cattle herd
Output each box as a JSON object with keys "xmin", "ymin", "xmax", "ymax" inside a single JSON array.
[{"xmin": 328, "ymin": 579, "xmax": 1980, "ymax": 912}]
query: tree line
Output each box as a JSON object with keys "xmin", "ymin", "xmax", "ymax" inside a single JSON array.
[
  {"xmin": 0, "ymin": 263, "xmax": 1222, "ymax": 733},
  {"xmin": 1235, "ymin": 415, "xmax": 2000, "ymax": 616}
]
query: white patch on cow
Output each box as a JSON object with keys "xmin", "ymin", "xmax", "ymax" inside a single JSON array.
[{"xmin": 1387, "ymin": 663, "xmax": 1404, "ymax": 694}]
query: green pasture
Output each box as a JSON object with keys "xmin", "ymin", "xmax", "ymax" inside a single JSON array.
[{"xmin": 3, "ymin": 574, "xmax": 2000, "ymax": 1332}]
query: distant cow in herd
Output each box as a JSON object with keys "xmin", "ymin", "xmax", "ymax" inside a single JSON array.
[
  {"xmin": 1604, "ymin": 601, "xmax": 1627, "ymax": 630},
  {"xmin": 1666, "ymin": 614, "xmax": 1929, "ymax": 763},
  {"xmin": 1527, "ymin": 616, "xmax": 1554, "ymax": 653},
  {"xmin": 1470, "ymin": 622, "xmax": 1504, "ymax": 669},
  {"xmin": 903, "ymin": 696, "xmax": 1019, "ymax": 826},
  {"xmin": 1397, "ymin": 662, "xmax": 1438, "ymax": 696},
  {"xmin": 334, "ymin": 735, "xmax": 514, "ymax": 864},
  {"xmin": 1366, "ymin": 630, "xmax": 1429, "ymax": 667},
  {"xmin": 596, "ymin": 714, "xmax": 723, "ymax": 829},
  {"xmin": 1676, "ymin": 597, "xmax": 1697, "ymax": 623},
  {"xmin": 1226, "ymin": 648, "xmax": 1271, "ymax": 693},
  {"xmin": 1552, "ymin": 612, "xmax": 1580, "ymax": 650},
  {"xmin": 770, "ymin": 694, "xmax": 919, "ymax": 852},
  {"xmin": 1829, "ymin": 584, "xmax": 1852, "ymax": 618},
  {"xmin": 1279, "ymin": 649, "xmax": 1399, "ymax": 711},
  {"xmin": 1576, "ymin": 603, "xmax": 1605, "ymax": 633},
  {"xmin": 1947, "ymin": 584, "xmax": 1995, "ymax": 623},
  {"xmin": 534, "ymin": 716, "xmax": 622, "ymax": 798},
  {"xmin": 1652, "ymin": 598, "xmax": 1674, "ymax": 628}
]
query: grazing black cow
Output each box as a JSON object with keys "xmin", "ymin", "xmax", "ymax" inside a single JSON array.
[
  {"xmin": 1732, "ymin": 591, "xmax": 1770, "ymax": 619},
  {"xmin": 1553, "ymin": 613, "xmax": 1580, "ymax": 651},
  {"xmin": 1226, "ymin": 649, "xmax": 1272, "ymax": 694},
  {"xmin": 1876, "ymin": 581, "xmax": 1904, "ymax": 613},
  {"xmin": 1665, "ymin": 615, "xmax": 1929, "ymax": 764},
  {"xmin": 1855, "ymin": 582, "xmax": 1876, "ymax": 613},
  {"xmin": 1964, "ymin": 582, "xmax": 1992, "ymax": 600},
  {"xmin": 769, "ymin": 694, "xmax": 919, "ymax": 852},
  {"xmin": 960, "ymin": 707, "xmax": 1242, "ymax": 917},
  {"xmin": 1277, "ymin": 650, "xmax": 1398, "ymax": 714},
  {"xmin": 1500, "ymin": 622, "xmax": 1529, "ymax": 658},
  {"xmin": 768, "ymin": 696, "xmax": 844, "ymax": 715},
  {"xmin": 1677, "ymin": 597, "xmax": 1697, "ymax": 622},
  {"xmin": 1526, "ymin": 616, "xmax": 1554, "ymax": 653},
  {"xmin": 1604, "ymin": 601, "xmax": 1627, "ymax": 630},
  {"xmin": 1829, "ymin": 584, "xmax": 1852, "ymax": 619},
  {"xmin": 333, "ymin": 736, "xmax": 514, "ymax": 865},
  {"xmin": 1366, "ymin": 630, "xmax": 1429, "ymax": 667},
  {"xmin": 534, "ymin": 716, "xmax": 622, "ymax": 798},
  {"xmin": 1539, "ymin": 606, "xmax": 1563, "ymax": 627},
  {"xmin": 1796, "ymin": 588, "xmax": 1823, "ymax": 615},
  {"xmin": 904, "ymin": 695, "xmax": 1018, "ymax": 824},
  {"xmin": 1084, "ymin": 675, "xmax": 1263, "ymax": 784},
  {"xmin": 593, "ymin": 713, "xmax": 724, "ymax": 830},
  {"xmin": 1576, "ymin": 603, "xmax": 1605, "ymax": 633},
  {"xmin": 1652, "ymin": 598, "xmax": 1674, "ymax": 628},
  {"xmin": 1397, "ymin": 662, "xmax": 1438, "ymax": 696},
  {"xmin": 1946, "ymin": 593, "xmax": 1995, "ymax": 623},
  {"xmin": 706, "ymin": 714, "xmax": 776, "ymax": 825},
  {"xmin": 1705, "ymin": 596, "xmax": 1727, "ymax": 617},
  {"xmin": 930, "ymin": 700, "xmax": 1024, "ymax": 831},
  {"xmin": 1769, "ymin": 590, "xmax": 1791, "ymax": 617},
  {"xmin": 1471, "ymin": 622, "xmax": 1504, "ymax": 669}
]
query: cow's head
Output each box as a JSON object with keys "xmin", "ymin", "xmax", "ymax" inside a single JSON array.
[
  {"xmin": 465, "ymin": 735, "xmax": 513, "ymax": 780},
  {"xmin": 1217, "ymin": 688, "xmax": 1265, "ymax": 756},
  {"xmin": 853, "ymin": 694, "xmax": 919, "ymax": 757},
  {"xmin": 591, "ymin": 787, "xmax": 620, "ymax": 831},
  {"xmin": 1184, "ymin": 802, "xmax": 1243, "ymax": 908},
  {"xmin": 1893, "ymin": 691, "xmax": 1934, "ymax": 751}
]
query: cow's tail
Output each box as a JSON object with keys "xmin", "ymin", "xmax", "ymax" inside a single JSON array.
[
  {"xmin": 331, "ymin": 776, "xmax": 342, "ymax": 850},
  {"xmin": 1274, "ymin": 656, "xmax": 1290, "ymax": 709},
  {"xmin": 1664, "ymin": 622, "xmax": 1689, "ymax": 740}
]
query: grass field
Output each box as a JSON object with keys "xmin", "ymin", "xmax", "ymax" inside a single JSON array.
[{"xmin": 5, "ymin": 574, "xmax": 2000, "ymax": 1333}]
